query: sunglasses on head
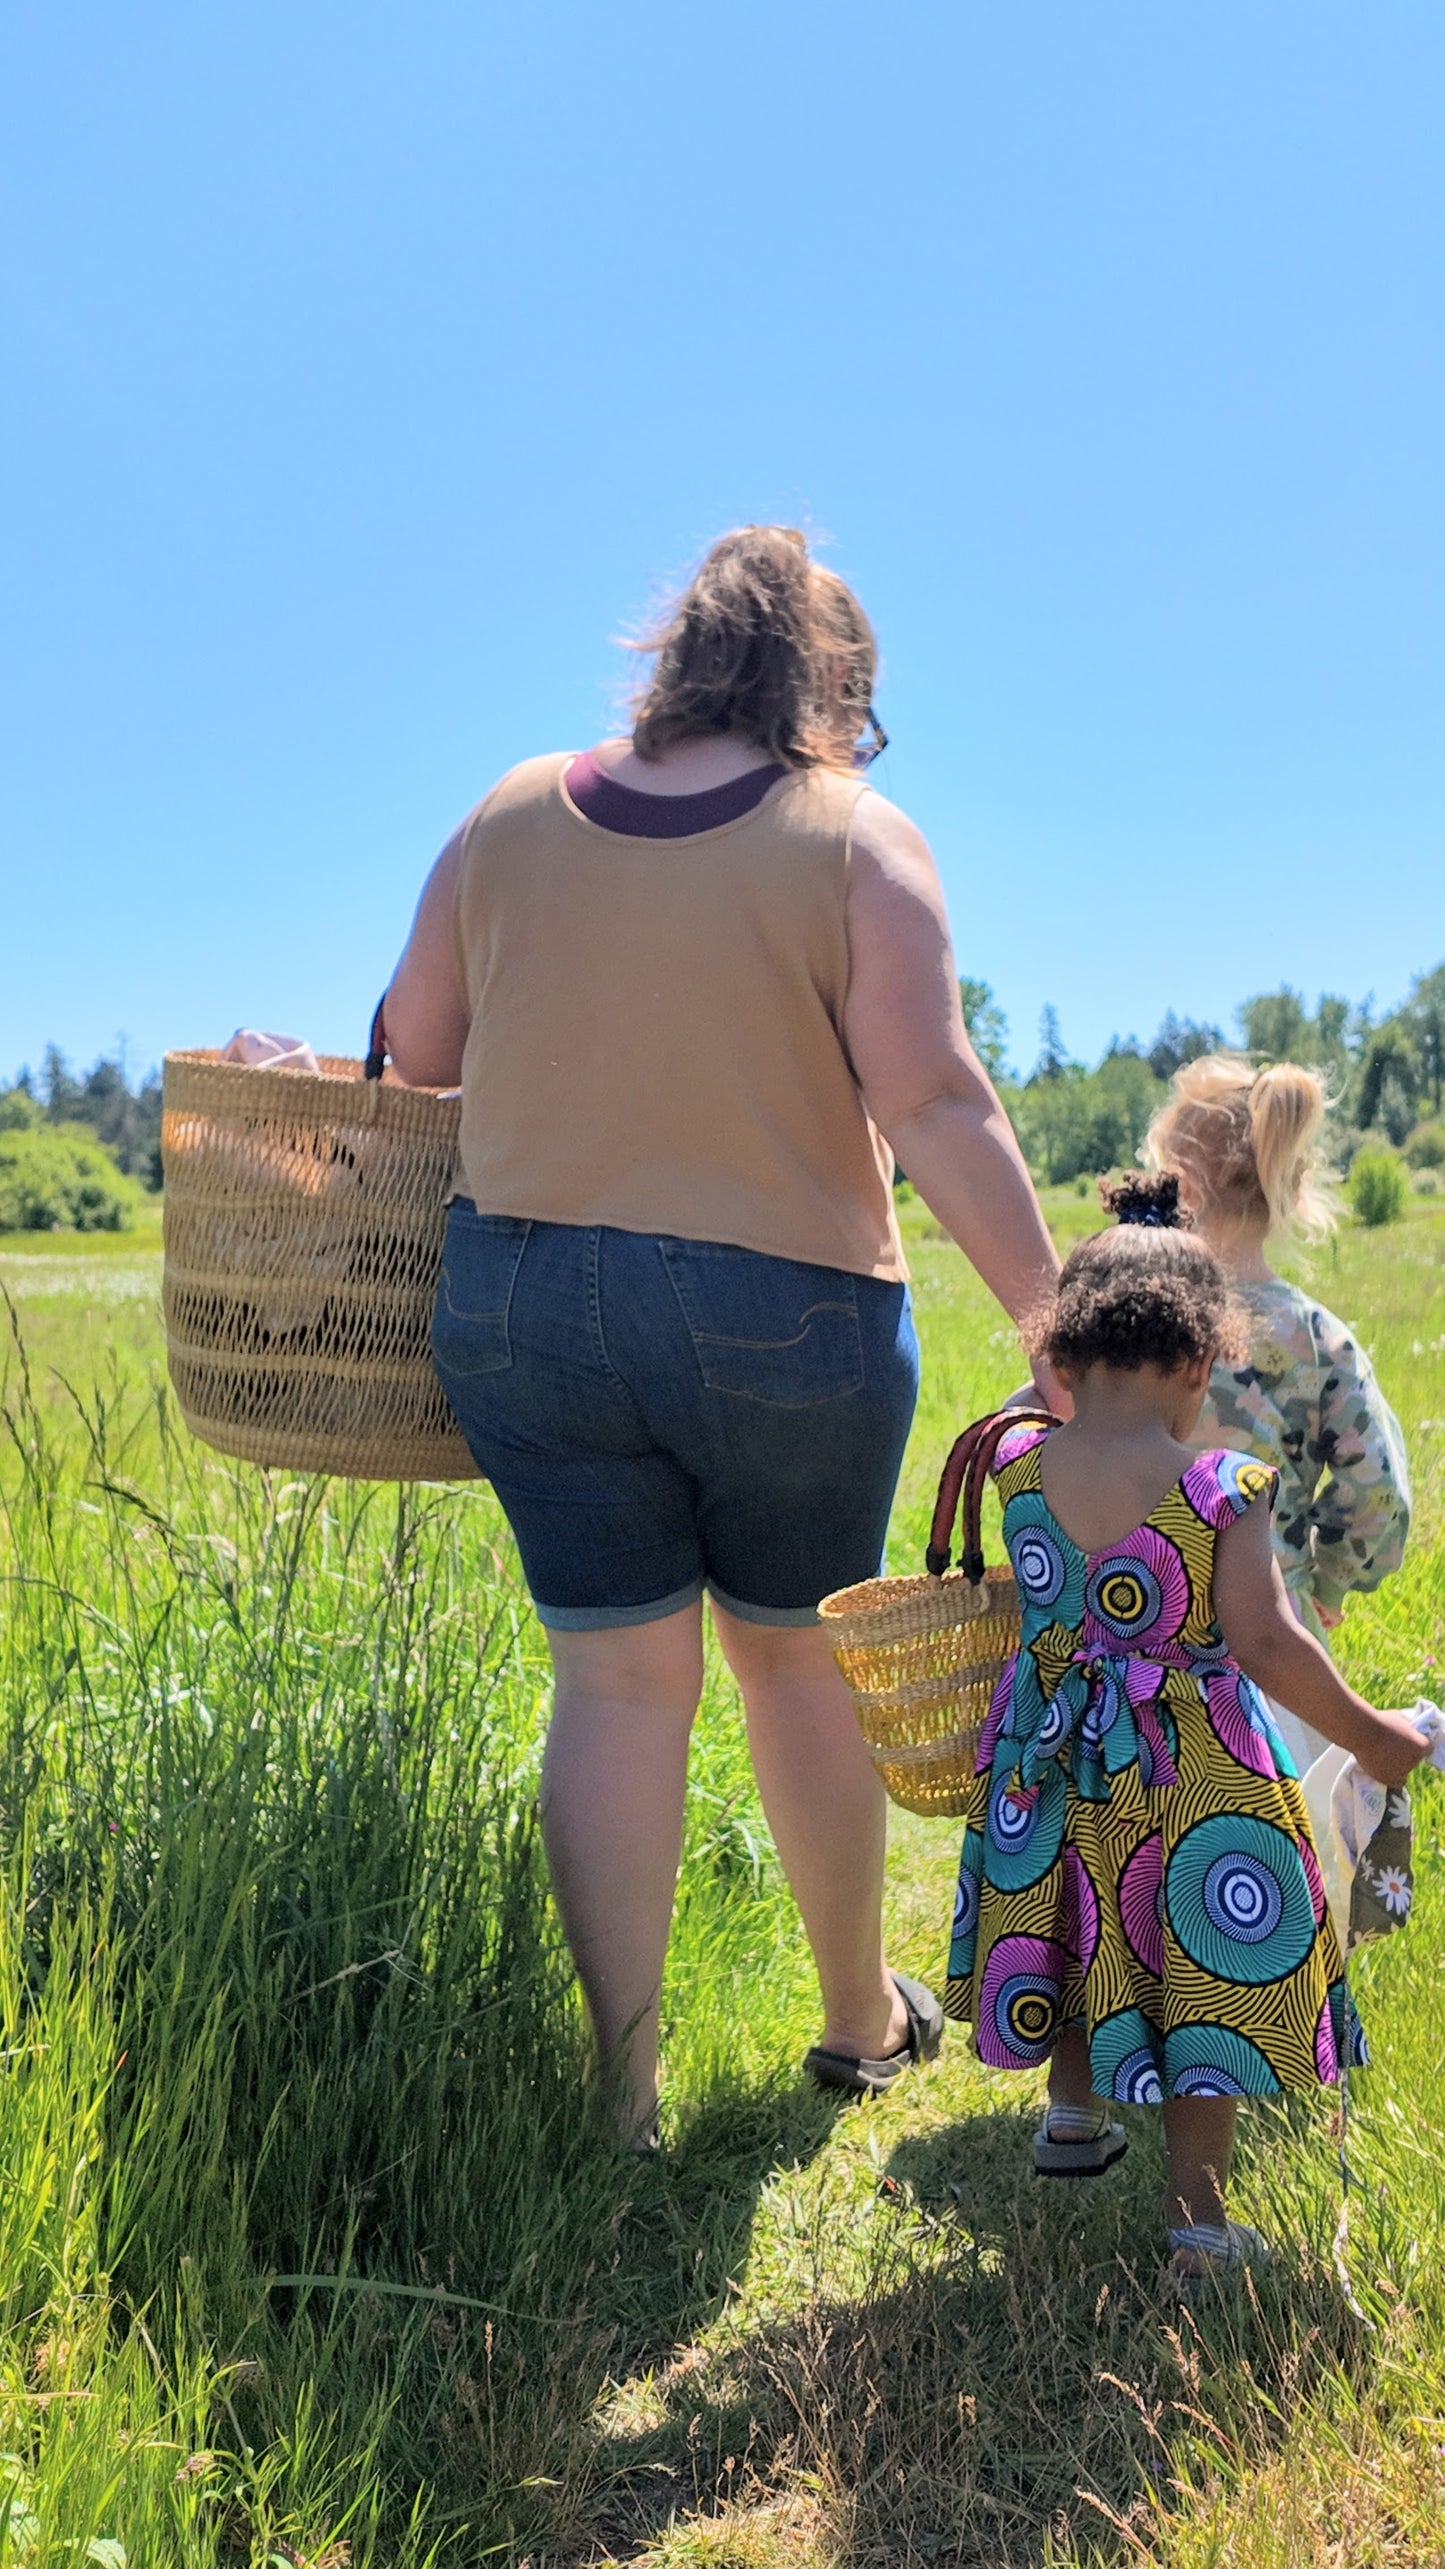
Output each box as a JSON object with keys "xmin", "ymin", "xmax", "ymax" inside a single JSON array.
[{"xmin": 853, "ymin": 705, "xmax": 889, "ymax": 769}]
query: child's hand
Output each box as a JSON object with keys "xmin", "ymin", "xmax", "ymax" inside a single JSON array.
[
  {"xmin": 1216, "ymin": 1500, "xmax": 1427, "ymax": 1790},
  {"xmin": 1351, "ymin": 1704, "xmax": 1430, "ymax": 1792},
  {"xmin": 1316, "ymin": 1600, "xmax": 1344, "ymax": 1631}
]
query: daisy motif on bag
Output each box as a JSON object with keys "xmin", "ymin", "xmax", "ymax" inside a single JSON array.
[{"xmin": 1367, "ymin": 1863, "xmax": 1412, "ymax": 1918}]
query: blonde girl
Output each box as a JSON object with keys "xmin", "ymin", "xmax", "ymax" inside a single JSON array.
[{"xmin": 1146, "ymin": 1057, "xmax": 1409, "ymax": 1759}]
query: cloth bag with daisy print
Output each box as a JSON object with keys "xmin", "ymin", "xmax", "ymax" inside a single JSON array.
[{"xmin": 1304, "ymin": 1701, "xmax": 1445, "ymax": 1953}]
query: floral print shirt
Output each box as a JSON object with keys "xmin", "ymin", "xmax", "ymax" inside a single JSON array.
[{"xmin": 1197, "ymin": 1277, "xmax": 1411, "ymax": 1617}]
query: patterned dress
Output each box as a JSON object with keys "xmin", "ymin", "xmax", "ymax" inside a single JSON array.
[{"xmin": 945, "ymin": 1425, "xmax": 1363, "ymax": 2101}]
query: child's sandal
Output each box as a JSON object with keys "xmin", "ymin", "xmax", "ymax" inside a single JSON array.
[
  {"xmin": 1033, "ymin": 2104, "xmax": 1128, "ymax": 2178},
  {"xmin": 1164, "ymin": 2219, "xmax": 1272, "ymax": 2301}
]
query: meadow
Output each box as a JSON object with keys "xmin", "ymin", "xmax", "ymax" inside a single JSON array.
[{"xmin": 0, "ymin": 1192, "xmax": 1441, "ymax": 2568}]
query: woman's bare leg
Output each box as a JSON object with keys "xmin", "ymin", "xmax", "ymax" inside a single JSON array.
[
  {"xmin": 541, "ymin": 1604, "xmax": 705, "ymax": 2136},
  {"xmin": 711, "ymin": 1606, "xmax": 908, "ymax": 2060}
]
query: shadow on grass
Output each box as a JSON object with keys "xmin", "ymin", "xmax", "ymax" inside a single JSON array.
[
  {"xmin": 587, "ymin": 2107, "xmax": 1379, "ymax": 2568},
  {"xmin": 225, "ymin": 2067, "xmax": 852, "ymax": 2565}
]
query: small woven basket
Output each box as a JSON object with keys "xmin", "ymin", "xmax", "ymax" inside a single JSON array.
[
  {"xmin": 162, "ymin": 1010, "xmax": 478, "ymax": 1481},
  {"xmin": 819, "ymin": 1409, "xmax": 1056, "ymax": 1816}
]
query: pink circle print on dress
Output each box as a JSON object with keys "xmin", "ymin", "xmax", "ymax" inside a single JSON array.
[
  {"xmin": 975, "ymin": 1662, "xmax": 1014, "ymax": 1774},
  {"xmin": 1315, "ymin": 1991, "xmax": 1340, "ymax": 2083},
  {"xmin": 1083, "ymin": 1525, "xmax": 1189, "ymax": 1652},
  {"xmin": 1060, "ymin": 1844, "xmax": 1100, "ymax": 1973},
  {"xmin": 977, "ymin": 1934, "xmax": 1072, "ymax": 2068},
  {"xmin": 1119, "ymin": 1833, "xmax": 1165, "ymax": 1979},
  {"xmin": 1297, "ymin": 1832, "xmax": 1327, "ymax": 1928},
  {"xmin": 1203, "ymin": 1669, "xmax": 1278, "ymax": 1779}
]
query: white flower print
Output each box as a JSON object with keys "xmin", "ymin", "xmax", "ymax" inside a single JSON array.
[
  {"xmin": 1368, "ymin": 1863, "xmax": 1412, "ymax": 1918},
  {"xmin": 1386, "ymin": 1791, "xmax": 1412, "ymax": 1833}
]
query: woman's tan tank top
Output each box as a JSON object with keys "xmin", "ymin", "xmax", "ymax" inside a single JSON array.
[{"xmin": 451, "ymin": 752, "xmax": 906, "ymax": 1282}]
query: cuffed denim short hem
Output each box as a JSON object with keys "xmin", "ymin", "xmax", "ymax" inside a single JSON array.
[
  {"xmin": 706, "ymin": 1582, "xmax": 823, "ymax": 1629},
  {"xmin": 432, "ymin": 1212, "xmax": 918, "ymax": 1631},
  {"xmin": 533, "ymin": 1578, "xmax": 705, "ymax": 1633}
]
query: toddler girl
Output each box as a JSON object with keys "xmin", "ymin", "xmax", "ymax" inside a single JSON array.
[
  {"xmin": 945, "ymin": 1178, "xmax": 1426, "ymax": 2290},
  {"xmin": 1146, "ymin": 1058, "xmax": 1409, "ymax": 1752}
]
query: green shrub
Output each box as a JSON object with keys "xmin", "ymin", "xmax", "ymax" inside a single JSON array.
[
  {"xmin": 1350, "ymin": 1147, "xmax": 1409, "ymax": 1228},
  {"xmin": 0, "ymin": 1088, "xmax": 38, "ymax": 1133},
  {"xmin": 1406, "ymin": 1120, "xmax": 1445, "ymax": 1169},
  {"xmin": 0, "ymin": 1127, "xmax": 143, "ymax": 1232},
  {"xmin": 1416, "ymin": 1168, "xmax": 1441, "ymax": 1195}
]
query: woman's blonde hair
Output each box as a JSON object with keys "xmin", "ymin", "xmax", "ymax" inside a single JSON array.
[
  {"xmin": 629, "ymin": 526, "xmax": 876, "ymax": 771},
  {"xmin": 1145, "ymin": 1053, "xmax": 1339, "ymax": 1240}
]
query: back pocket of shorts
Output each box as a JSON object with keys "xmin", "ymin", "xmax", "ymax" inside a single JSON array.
[
  {"xmin": 431, "ymin": 1211, "xmax": 531, "ymax": 1378},
  {"xmin": 660, "ymin": 1242, "xmax": 863, "ymax": 1405}
]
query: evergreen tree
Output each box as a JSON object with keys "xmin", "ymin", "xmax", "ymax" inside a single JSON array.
[
  {"xmin": 1147, "ymin": 1010, "xmax": 1224, "ymax": 1081},
  {"xmin": 958, "ymin": 977, "xmax": 1011, "ymax": 1079},
  {"xmin": 1034, "ymin": 1004, "xmax": 1069, "ymax": 1082}
]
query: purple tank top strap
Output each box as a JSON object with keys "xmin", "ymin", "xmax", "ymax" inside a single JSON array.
[{"xmin": 564, "ymin": 749, "xmax": 786, "ymax": 838}]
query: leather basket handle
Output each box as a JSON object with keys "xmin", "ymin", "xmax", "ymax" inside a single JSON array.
[{"xmin": 926, "ymin": 1407, "xmax": 1060, "ymax": 1581}]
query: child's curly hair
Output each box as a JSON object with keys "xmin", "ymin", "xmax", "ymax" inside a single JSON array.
[{"xmin": 1025, "ymin": 1174, "xmax": 1247, "ymax": 1375}]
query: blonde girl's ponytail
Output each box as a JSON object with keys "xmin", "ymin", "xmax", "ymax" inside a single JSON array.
[
  {"xmin": 1248, "ymin": 1062, "xmax": 1335, "ymax": 1237},
  {"xmin": 1145, "ymin": 1052, "xmax": 1338, "ymax": 1240}
]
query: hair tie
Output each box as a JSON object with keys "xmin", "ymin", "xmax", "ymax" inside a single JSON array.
[{"xmin": 1099, "ymin": 1171, "xmax": 1185, "ymax": 1230}]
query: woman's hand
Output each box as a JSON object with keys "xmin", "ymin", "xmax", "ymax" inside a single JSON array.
[{"xmin": 1002, "ymin": 1371, "xmax": 1072, "ymax": 1422}]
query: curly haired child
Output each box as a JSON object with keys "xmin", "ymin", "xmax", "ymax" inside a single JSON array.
[{"xmin": 945, "ymin": 1178, "xmax": 1428, "ymax": 2292}]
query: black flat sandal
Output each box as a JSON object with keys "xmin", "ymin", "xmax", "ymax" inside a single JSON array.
[{"xmin": 803, "ymin": 1972, "xmax": 944, "ymax": 2096}]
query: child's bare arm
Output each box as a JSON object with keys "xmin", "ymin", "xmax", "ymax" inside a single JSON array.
[{"xmin": 1214, "ymin": 1497, "xmax": 1426, "ymax": 1790}]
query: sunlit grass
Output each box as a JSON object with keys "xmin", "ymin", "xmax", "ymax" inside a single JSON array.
[{"xmin": 0, "ymin": 1199, "xmax": 1439, "ymax": 2563}]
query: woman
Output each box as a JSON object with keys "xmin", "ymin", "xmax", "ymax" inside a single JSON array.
[{"xmin": 385, "ymin": 526, "xmax": 1062, "ymax": 2142}]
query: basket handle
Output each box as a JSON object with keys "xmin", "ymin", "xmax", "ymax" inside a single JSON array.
[
  {"xmin": 925, "ymin": 1406, "xmax": 1060, "ymax": 1581},
  {"xmin": 364, "ymin": 995, "xmax": 389, "ymax": 1082}
]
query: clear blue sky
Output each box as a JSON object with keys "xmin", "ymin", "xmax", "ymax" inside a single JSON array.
[{"xmin": 4, "ymin": 1, "xmax": 1441, "ymax": 1085}]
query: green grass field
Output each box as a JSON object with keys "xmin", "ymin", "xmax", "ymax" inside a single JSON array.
[{"xmin": 0, "ymin": 1196, "xmax": 1441, "ymax": 2567}]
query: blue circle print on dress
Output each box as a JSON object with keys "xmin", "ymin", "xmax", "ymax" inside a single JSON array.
[
  {"xmin": 984, "ymin": 1762, "xmax": 1065, "ymax": 1890},
  {"xmin": 1085, "ymin": 1558, "xmax": 1162, "ymax": 1641},
  {"xmin": 1004, "ymin": 1492, "xmax": 1085, "ymax": 1624},
  {"xmin": 1035, "ymin": 1690, "xmax": 1074, "ymax": 1757},
  {"xmin": 1163, "ymin": 2024, "xmax": 1281, "ymax": 2098},
  {"xmin": 1089, "ymin": 2008, "xmax": 1165, "ymax": 2105},
  {"xmin": 978, "ymin": 1934, "xmax": 1070, "ymax": 2068},
  {"xmin": 1079, "ymin": 1665, "xmax": 1123, "ymax": 1747},
  {"xmin": 1212, "ymin": 1449, "xmax": 1275, "ymax": 1518},
  {"xmin": 952, "ymin": 1859, "xmax": 980, "ymax": 1947},
  {"xmin": 1165, "ymin": 1814, "xmax": 1318, "ymax": 1987}
]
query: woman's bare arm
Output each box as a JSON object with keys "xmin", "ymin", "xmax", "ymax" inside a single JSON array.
[
  {"xmin": 1214, "ymin": 1496, "xmax": 1426, "ymax": 1788},
  {"xmin": 382, "ymin": 829, "xmax": 471, "ymax": 1087},
  {"xmin": 844, "ymin": 791, "xmax": 1063, "ymax": 1393}
]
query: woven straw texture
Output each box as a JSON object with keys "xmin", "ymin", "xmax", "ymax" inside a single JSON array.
[
  {"xmin": 162, "ymin": 1050, "xmax": 478, "ymax": 1481},
  {"xmin": 818, "ymin": 1563, "xmax": 1020, "ymax": 1816}
]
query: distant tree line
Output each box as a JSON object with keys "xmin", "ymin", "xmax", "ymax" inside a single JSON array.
[
  {"xmin": 3, "ymin": 1048, "xmax": 163, "ymax": 1187},
  {"xmin": 6, "ymin": 968, "xmax": 1445, "ymax": 1229},
  {"xmin": 961, "ymin": 963, "xmax": 1445, "ymax": 1187}
]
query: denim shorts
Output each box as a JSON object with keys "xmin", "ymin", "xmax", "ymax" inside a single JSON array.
[{"xmin": 431, "ymin": 1205, "xmax": 919, "ymax": 1630}]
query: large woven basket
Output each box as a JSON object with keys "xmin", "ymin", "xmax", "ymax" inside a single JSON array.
[
  {"xmin": 819, "ymin": 1409, "xmax": 1056, "ymax": 1816},
  {"xmin": 162, "ymin": 1022, "xmax": 478, "ymax": 1481}
]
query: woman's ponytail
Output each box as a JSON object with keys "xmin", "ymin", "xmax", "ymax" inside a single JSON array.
[
  {"xmin": 1145, "ymin": 1051, "xmax": 1338, "ymax": 1240},
  {"xmin": 628, "ymin": 526, "xmax": 876, "ymax": 771}
]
